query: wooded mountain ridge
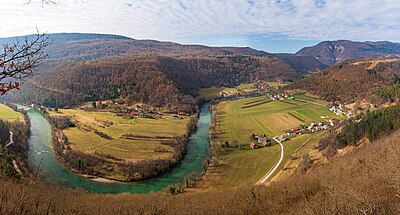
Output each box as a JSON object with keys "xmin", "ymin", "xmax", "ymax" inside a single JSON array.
[
  {"xmin": 296, "ymin": 40, "xmax": 400, "ymax": 66},
  {"xmin": 286, "ymin": 56, "xmax": 400, "ymax": 103}
]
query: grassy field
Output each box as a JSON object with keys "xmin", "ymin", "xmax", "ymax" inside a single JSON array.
[
  {"xmin": 50, "ymin": 109, "xmax": 190, "ymax": 162},
  {"xmin": 197, "ymin": 94, "xmax": 342, "ymax": 190},
  {"xmin": 0, "ymin": 104, "xmax": 23, "ymax": 122},
  {"xmin": 214, "ymin": 95, "xmax": 342, "ymax": 144},
  {"xmin": 198, "ymin": 82, "xmax": 291, "ymax": 99},
  {"xmin": 199, "ymin": 133, "xmax": 323, "ymax": 190},
  {"xmin": 199, "ymin": 83, "xmax": 256, "ymax": 98}
]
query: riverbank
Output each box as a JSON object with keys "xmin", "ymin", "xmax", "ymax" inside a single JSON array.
[
  {"xmin": 0, "ymin": 103, "xmax": 31, "ymax": 178},
  {"xmin": 45, "ymin": 107, "xmax": 199, "ymax": 182},
  {"xmin": 25, "ymin": 102, "xmax": 211, "ymax": 194}
]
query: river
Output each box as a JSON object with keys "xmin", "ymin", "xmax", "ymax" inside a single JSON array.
[{"xmin": 26, "ymin": 103, "xmax": 211, "ymax": 194}]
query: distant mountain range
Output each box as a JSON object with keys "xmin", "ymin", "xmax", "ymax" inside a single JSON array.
[
  {"xmin": 0, "ymin": 33, "xmax": 326, "ymax": 72},
  {"xmin": 296, "ymin": 40, "xmax": 400, "ymax": 66}
]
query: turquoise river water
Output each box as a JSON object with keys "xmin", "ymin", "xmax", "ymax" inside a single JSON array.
[{"xmin": 25, "ymin": 103, "xmax": 211, "ymax": 194}]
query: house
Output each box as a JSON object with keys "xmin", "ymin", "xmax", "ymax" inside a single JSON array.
[
  {"xmin": 330, "ymin": 119, "xmax": 340, "ymax": 126},
  {"xmin": 262, "ymin": 141, "xmax": 269, "ymax": 147},
  {"xmin": 258, "ymin": 137, "xmax": 267, "ymax": 143},
  {"xmin": 250, "ymin": 143, "xmax": 256, "ymax": 149},
  {"xmin": 278, "ymin": 135, "xmax": 287, "ymax": 142},
  {"xmin": 308, "ymin": 123, "xmax": 316, "ymax": 130},
  {"xmin": 135, "ymin": 105, "xmax": 143, "ymax": 111},
  {"xmin": 130, "ymin": 111, "xmax": 140, "ymax": 116}
]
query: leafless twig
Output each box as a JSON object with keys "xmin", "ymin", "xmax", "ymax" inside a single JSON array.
[{"xmin": 0, "ymin": 30, "xmax": 51, "ymax": 95}]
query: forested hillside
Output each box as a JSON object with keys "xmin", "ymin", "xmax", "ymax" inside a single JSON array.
[
  {"xmin": 286, "ymin": 57, "xmax": 400, "ymax": 103},
  {"xmin": 0, "ymin": 33, "xmax": 335, "ymax": 110},
  {"xmin": 279, "ymin": 55, "xmax": 328, "ymax": 75},
  {"xmin": 4, "ymin": 54, "xmax": 298, "ymax": 111}
]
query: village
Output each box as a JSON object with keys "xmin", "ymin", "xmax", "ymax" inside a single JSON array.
[
  {"xmin": 329, "ymin": 104, "xmax": 354, "ymax": 118},
  {"xmin": 32, "ymin": 100, "xmax": 190, "ymax": 121},
  {"xmin": 111, "ymin": 104, "xmax": 188, "ymax": 120},
  {"xmin": 248, "ymin": 116, "xmax": 341, "ymax": 149},
  {"xmin": 268, "ymin": 92, "xmax": 295, "ymax": 101}
]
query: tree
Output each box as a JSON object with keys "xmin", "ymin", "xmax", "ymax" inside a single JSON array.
[{"xmin": 0, "ymin": 32, "xmax": 50, "ymax": 95}]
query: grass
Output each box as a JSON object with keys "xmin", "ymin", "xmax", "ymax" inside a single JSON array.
[
  {"xmin": 214, "ymin": 96, "xmax": 342, "ymax": 144},
  {"xmin": 0, "ymin": 104, "xmax": 23, "ymax": 122},
  {"xmin": 198, "ymin": 87, "xmax": 225, "ymax": 98},
  {"xmin": 201, "ymin": 133, "xmax": 323, "ymax": 191},
  {"xmin": 50, "ymin": 109, "xmax": 190, "ymax": 162},
  {"xmin": 199, "ymin": 83, "xmax": 257, "ymax": 98},
  {"xmin": 200, "ymin": 94, "xmax": 343, "ymax": 190},
  {"xmin": 266, "ymin": 81, "xmax": 288, "ymax": 88}
]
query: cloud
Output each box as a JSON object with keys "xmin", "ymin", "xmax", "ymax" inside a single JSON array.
[{"xmin": 1, "ymin": 0, "xmax": 400, "ymax": 44}]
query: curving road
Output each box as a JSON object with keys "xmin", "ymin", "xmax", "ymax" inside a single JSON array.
[
  {"xmin": 5, "ymin": 131, "xmax": 14, "ymax": 147},
  {"xmin": 256, "ymin": 136, "xmax": 284, "ymax": 185},
  {"xmin": 4, "ymin": 131, "xmax": 22, "ymax": 175}
]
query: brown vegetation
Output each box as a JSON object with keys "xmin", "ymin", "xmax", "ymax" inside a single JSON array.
[
  {"xmin": 286, "ymin": 59, "xmax": 400, "ymax": 103},
  {"xmin": 0, "ymin": 127, "xmax": 398, "ymax": 214}
]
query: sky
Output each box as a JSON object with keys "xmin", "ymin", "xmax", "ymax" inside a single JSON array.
[{"xmin": 1, "ymin": 0, "xmax": 400, "ymax": 53}]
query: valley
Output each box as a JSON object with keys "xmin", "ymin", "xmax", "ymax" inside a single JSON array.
[
  {"xmin": 0, "ymin": 31, "xmax": 399, "ymax": 214},
  {"xmin": 196, "ymin": 93, "xmax": 343, "ymax": 190}
]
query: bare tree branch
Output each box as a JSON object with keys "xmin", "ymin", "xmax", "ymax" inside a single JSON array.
[{"xmin": 0, "ymin": 31, "xmax": 51, "ymax": 95}]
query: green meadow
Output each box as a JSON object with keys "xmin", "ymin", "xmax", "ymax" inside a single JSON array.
[
  {"xmin": 0, "ymin": 104, "xmax": 23, "ymax": 122},
  {"xmin": 50, "ymin": 109, "xmax": 190, "ymax": 162},
  {"xmin": 201, "ymin": 94, "xmax": 341, "ymax": 190}
]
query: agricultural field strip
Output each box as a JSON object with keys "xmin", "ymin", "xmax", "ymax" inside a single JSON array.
[{"xmin": 211, "ymin": 96, "xmax": 335, "ymax": 188}]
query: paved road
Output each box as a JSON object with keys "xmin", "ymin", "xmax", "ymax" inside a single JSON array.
[
  {"xmin": 4, "ymin": 131, "xmax": 22, "ymax": 175},
  {"xmin": 5, "ymin": 131, "xmax": 14, "ymax": 147},
  {"xmin": 256, "ymin": 136, "xmax": 284, "ymax": 185}
]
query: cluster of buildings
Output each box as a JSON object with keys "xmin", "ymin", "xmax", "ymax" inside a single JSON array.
[
  {"xmin": 286, "ymin": 118, "xmax": 340, "ymax": 136},
  {"xmin": 329, "ymin": 104, "xmax": 354, "ymax": 118},
  {"xmin": 219, "ymin": 82, "xmax": 274, "ymax": 99},
  {"xmin": 268, "ymin": 93, "xmax": 295, "ymax": 101},
  {"xmin": 249, "ymin": 134, "xmax": 272, "ymax": 149},
  {"xmin": 253, "ymin": 82, "xmax": 271, "ymax": 93},
  {"xmin": 113, "ymin": 105, "xmax": 188, "ymax": 119},
  {"xmin": 219, "ymin": 91, "xmax": 239, "ymax": 98}
]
